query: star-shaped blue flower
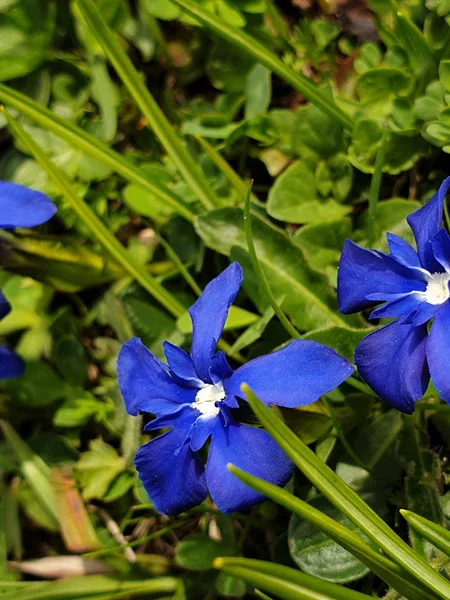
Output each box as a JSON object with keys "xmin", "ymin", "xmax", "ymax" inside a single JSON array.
[
  {"xmin": 118, "ymin": 262, "xmax": 353, "ymax": 515},
  {"xmin": 338, "ymin": 177, "xmax": 450, "ymax": 413},
  {"xmin": 0, "ymin": 182, "xmax": 56, "ymax": 378}
]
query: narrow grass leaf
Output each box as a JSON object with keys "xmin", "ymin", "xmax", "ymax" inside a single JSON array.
[
  {"xmin": 3, "ymin": 110, "xmax": 184, "ymax": 318},
  {"xmin": 244, "ymin": 184, "xmax": 300, "ymax": 340},
  {"xmin": 227, "ymin": 465, "xmax": 435, "ymax": 600},
  {"xmin": 0, "ymin": 575, "xmax": 179, "ymax": 600},
  {"xmin": 401, "ymin": 509, "xmax": 450, "ymax": 557},
  {"xmin": 240, "ymin": 385, "xmax": 450, "ymax": 600},
  {"xmin": 75, "ymin": 0, "xmax": 220, "ymax": 212},
  {"xmin": 168, "ymin": 0, "xmax": 353, "ymax": 131},
  {"xmin": 0, "ymin": 421, "xmax": 59, "ymax": 530},
  {"xmin": 367, "ymin": 128, "xmax": 387, "ymax": 247},
  {"xmin": 214, "ymin": 558, "xmax": 373, "ymax": 600},
  {"xmin": 0, "ymin": 84, "xmax": 196, "ymax": 223}
]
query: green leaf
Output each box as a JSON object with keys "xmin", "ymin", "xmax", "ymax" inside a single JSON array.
[
  {"xmin": 245, "ymin": 64, "xmax": 272, "ymax": 119},
  {"xmin": 176, "ymin": 535, "xmax": 234, "ymax": 570},
  {"xmin": 401, "ymin": 509, "xmax": 450, "ymax": 558},
  {"xmin": 122, "ymin": 165, "xmax": 179, "ymax": 220},
  {"xmin": 0, "ymin": 83, "xmax": 196, "ymax": 222},
  {"xmin": 229, "ymin": 304, "xmax": 276, "ymax": 354},
  {"xmin": 176, "ymin": 305, "xmax": 258, "ymax": 334},
  {"xmin": 398, "ymin": 416, "xmax": 443, "ymax": 559},
  {"xmin": 214, "ymin": 558, "xmax": 373, "ymax": 600},
  {"xmin": 3, "ymin": 362, "xmax": 68, "ymax": 407},
  {"xmin": 439, "ymin": 60, "xmax": 450, "ymax": 91},
  {"xmin": 4, "ymin": 110, "xmax": 185, "ymax": 318},
  {"xmin": 168, "ymin": 0, "xmax": 354, "ymax": 131},
  {"xmin": 289, "ymin": 504, "xmax": 370, "ymax": 584},
  {"xmin": 395, "ymin": 13, "xmax": 437, "ymax": 86},
  {"xmin": 357, "ymin": 198, "xmax": 422, "ymax": 250},
  {"xmin": 196, "ymin": 207, "xmax": 353, "ymax": 330},
  {"xmin": 240, "ymin": 386, "xmax": 450, "ymax": 600},
  {"xmin": 140, "ymin": 0, "xmax": 180, "ymax": 20},
  {"xmin": 292, "ymin": 103, "xmax": 346, "ymax": 159},
  {"xmin": 76, "ymin": 0, "xmax": 221, "ymax": 211},
  {"xmin": 76, "ymin": 439, "xmax": 125, "ymax": 500},
  {"xmin": 54, "ymin": 394, "xmax": 114, "ymax": 428},
  {"xmin": 0, "ymin": 575, "xmax": 179, "ymax": 600},
  {"xmin": 357, "ymin": 68, "xmax": 411, "ymax": 115},
  {"xmin": 0, "ymin": 0, "xmax": 55, "ymax": 81},
  {"xmin": 267, "ymin": 160, "xmax": 352, "ymax": 224},
  {"xmin": 0, "ymin": 421, "xmax": 59, "ymax": 530},
  {"xmin": 302, "ymin": 327, "xmax": 368, "ymax": 362},
  {"xmin": 294, "ymin": 217, "xmax": 351, "ymax": 277},
  {"xmin": 53, "ymin": 337, "xmax": 88, "ymax": 387}
]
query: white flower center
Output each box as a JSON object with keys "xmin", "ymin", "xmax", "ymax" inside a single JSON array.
[
  {"xmin": 423, "ymin": 272, "xmax": 450, "ymax": 305},
  {"xmin": 192, "ymin": 382, "xmax": 225, "ymax": 416}
]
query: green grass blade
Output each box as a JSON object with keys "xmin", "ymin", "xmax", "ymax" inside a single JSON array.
[
  {"xmin": 0, "ymin": 84, "xmax": 196, "ymax": 223},
  {"xmin": 401, "ymin": 509, "xmax": 450, "ymax": 557},
  {"xmin": 244, "ymin": 184, "xmax": 300, "ymax": 340},
  {"xmin": 241, "ymin": 385, "xmax": 450, "ymax": 600},
  {"xmin": 75, "ymin": 0, "xmax": 220, "ymax": 212},
  {"xmin": 0, "ymin": 575, "xmax": 179, "ymax": 600},
  {"xmin": 194, "ymin": 136, "xmax": 261, "ymax": 206},
  {"xmin": 0, "ymin": 421, "xmax": 59, "ymax": 530},
  {"xmin": 214, "ymin": 558, "xmax": 372, "ymax": 600},
  {"xmin": 367, "ymin": 128, "xmax": 387, "ymax": 247},
  {"xmin": 228, "ymin": 466, "xmax": 435, "ymax": 600},
  {"xmin": 3, "ymin": 110, "xmax": 184, "ymax": 318},
  {"xmin": 168, "ymin": 0, "xmax": 353, "ymax": 132}
]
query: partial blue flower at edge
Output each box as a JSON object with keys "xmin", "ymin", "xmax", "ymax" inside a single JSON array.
[
  {"xmin": 0, "ymin": 182, "xmax": 57, "ymax": 378},
  {"xmin": 337, "ymin": 176, "xmax": 450, "ymax": 413},
  {"xmin": 118, "ymin": 262, "xmax": 353, "ymax": 515}
]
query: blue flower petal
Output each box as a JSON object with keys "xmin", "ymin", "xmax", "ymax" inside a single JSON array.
[
  {"xmin": 426, "ymin": 302, "xmax": 450, "ymax": 403},
  {"xmin": 386, "ymin": 233, "xmax": 421, "ymax": 268},
  {"xmin": 206, "ymin": 421, "xmax": 292, "ymax": 514},
  {"xmin": 225, "ymin": 340, "xmax": 353, "ymax": 409},
  {"xmin": 338, "ymin": 240, "xmax": 426, "ymax": 314},
  {"xmin": 189, "ymin": 414, "xmax": 217, "ymax": 451},
  {"xmin": 0, "ymin": 182, "xmax": 56, "ymax": 229},
  {"xmin": 0, "ymin": 347, "xmax": 24, "ymax": 379},
  {"xmin": 210, "ymin": 351, "xmax": 233, "ymax": 384},
  {"xmin": 407, "ymin": 177, "xmax": 450, "ymax": 272},
  {"xmin": 144, "ymin": 404, "xmax": 197, "ymax": 431},
  {"xmin": 431, "ymin": 228, "xmax": 450, "ymax": 272},
  {"xmin": 189, "ymin": 262, "xmax": 243, "ymax": 383},
  {"xmin": 118, "ymin": 338, "xmax": 193, "ymax": 417},
  {"xmin": 163, "ymin": 341, "xmax": 200, "ymax": 388},
  {"xmin": 135, "ymin": 416, "xmax": 207, "ymax": 515},
  {"xmin": 411, "ymin": 301, "xmax": 442, "ymax": 326},
  {"xmin": 0, "ymin": 292, "xmax": 11, "ymax": 321},
  {"xmin": 369, "ymin": 293, "xmax": 424, "ymax": 321},
  {"xmin": 355, "ymin": 321, "xmax": 429, "ymax": 413}
]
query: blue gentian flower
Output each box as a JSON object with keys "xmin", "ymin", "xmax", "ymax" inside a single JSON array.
[
  {"xmin": 0, "ymin": 182, "xmax": 56, "ymax": 378},
  {"xmin": 118, "ymin": 262, "xmax": 353, "ymax": 515},
  {"xmin": 338, "ymin": 177, "xmax": 450, "ymax": 414}
]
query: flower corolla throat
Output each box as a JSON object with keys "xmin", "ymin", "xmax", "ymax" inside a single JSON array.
[{"xmin": 193, "ymin": 381, "xmax": 225, "ymax": 416}]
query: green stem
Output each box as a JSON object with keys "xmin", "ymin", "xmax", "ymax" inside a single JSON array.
[
  {"xmin": 75, "ymin": 0, "xmax": 220, "ymax": 211},
  {"xmin": 367, "ymin": 128, "xmax": 387, "ymax": 247},
  {"xmin": 3, "ymin": 109, "xmax": 184, "ymax": 317},
  {"xmin": 168, "ymin": 0, "xmax": 354, "ymax": 131},
  {"xmin": 0, "ymin": 85, "xmax": 196, "ymax": 223},
  {"xmin": 158, "ymin": 237, "xmax": 202, "ymax": 296},
  {"xmin": 194, "ymin": 136, "xmax": 263, "ymax": 207},
  {"xmin": 244, "ymin": 185, "xmax": 300, "ymax": 340}
]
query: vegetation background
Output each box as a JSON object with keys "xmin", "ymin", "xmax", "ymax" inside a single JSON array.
[{"xmin": 2, "ymin": 0, "xmax": 450, "ymax": 598}]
